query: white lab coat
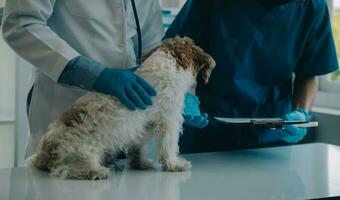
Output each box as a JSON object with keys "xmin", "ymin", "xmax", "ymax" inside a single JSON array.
[{"xmin": 1, "ymin": 0, "xmax": 164, "ymax": 158}]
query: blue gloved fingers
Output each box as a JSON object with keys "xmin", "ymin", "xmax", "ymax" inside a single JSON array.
[
  {"xmin": 119, "ymin": 93, "xmax": 137, "ymax": 111},
  {"xmin": 196, "ymin": 118, "xmax": 209, "ymax": 128},
  {"xmin": 285, "ymin": 125, "xmax": 299, "ymax": 135},
  {"xmin": 125, "ymin": 85, "xmax": 146, "ymax": 110},
  {"xmin": 132, "ymin": 82, "xmax": 153, "ymax": 106},
  {"xmin": 283, "ymin": 109, "xmax": 310, "ymax": 121},
  {"xmin": 184, "ymin": 114, "xmax": 209, "ymax": 128},
  {"xmin": 192, "ymin": 113, "xmax": 208, "ymax": 126},
  {"xmin": 281, "ymin": 135, "xmax": 304, "ymax": 144},
  {"xmin": 280, "ymin": 125, "xmax": 307, "ymax": 143},
  {"xmin": 195, "ymin": 115, "xmax": 209, "ymax": 128},
  {"xmin": 184, "ymin": 115, "xmax": 194, "ymax": 121},
  {"xmin": 135, "ymin": 76, "xmax": 157, "ymax": 96},
  {"xmin": 279, "ymin": 109, "xmax": 309, "ymax": 143},
  {"xmin": 281, "ymin": 130, "xmax": 306, "ymax": 143}
]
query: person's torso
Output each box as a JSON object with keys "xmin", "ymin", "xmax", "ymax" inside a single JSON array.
[
  {"xmin": 49, "ymin": 0, "xmax": 152, "ymax": 67},
  {"xmin": 195, "ymin": 0, "xmax": 313, "ymax": 118}
]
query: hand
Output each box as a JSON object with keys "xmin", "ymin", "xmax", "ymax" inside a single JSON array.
[
  {"xmin": 280, "ymin": 109, "xmax": 310, "ymax": 143},
  {"xmin": 94, "ymin": 67, "xmax": 157, "ymax": 111},
  {"xmin": 59, "ymin": 56, "xmax": 157, "ymax": 111},
  {"xmin": 184, "ymin": 113, "xmax": 209, "ymax": 128},
  {"xmin": 183, "ymin": 93, "xmax": 209, "ymax": 128}
]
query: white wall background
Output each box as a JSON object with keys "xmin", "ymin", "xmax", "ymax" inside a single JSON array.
[
  {"xmin": 0, "ymin": 0, "xmax": 14, "ymax": 120},
  {"xmin": 0, "ymin": 0, "xmax": 16, "ymax": 168},
  {"xmin": 335, "ymin": 0, "xmax": 340, "ymax": 8}
]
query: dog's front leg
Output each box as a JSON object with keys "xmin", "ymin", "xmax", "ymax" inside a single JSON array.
[
  {"xmin": 127, "ymin": 134, "xmax": 154, "ymax": 170},
  {"xmin": 155, "ymin": 118, "xmax": 191, "ymax": 172}
]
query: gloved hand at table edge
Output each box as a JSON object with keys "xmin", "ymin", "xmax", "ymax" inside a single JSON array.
[{"xmin": 58, "ymin": 56, "xmax": 157, "ymax": 111}]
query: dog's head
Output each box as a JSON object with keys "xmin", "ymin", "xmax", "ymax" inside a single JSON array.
[
  {"xmin": 164, "ymin": 36, "xmax": 215, "ymax": 83},
  {"xmin": 146, "ymin": 36, "xmax": 215, "ymax": 84}
]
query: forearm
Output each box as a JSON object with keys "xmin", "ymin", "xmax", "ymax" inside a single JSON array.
[{"xmin": 292, "ymin": 76, "xmax": 318, "ymax": 111}]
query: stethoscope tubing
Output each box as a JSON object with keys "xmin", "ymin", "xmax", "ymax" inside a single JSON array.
[{"xmin": 131, "ymin": 0, "xmax": 142, "ymax": 64}]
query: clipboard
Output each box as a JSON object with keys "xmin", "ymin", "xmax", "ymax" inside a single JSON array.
[{"xmin": 215, "ymin": 117, "xmax": 319, "ymax": 128}]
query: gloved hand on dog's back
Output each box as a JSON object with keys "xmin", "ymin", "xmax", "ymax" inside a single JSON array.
[
  {"xmin": 58, "ymin": 56, "xmax": 157, "ymax": 111},
  {"xmin": 184, "ymin": 93, "xmax": 209, "ymax": 128}
]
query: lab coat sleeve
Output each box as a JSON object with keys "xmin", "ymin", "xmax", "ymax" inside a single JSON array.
[
  {"xmin": 1, "ymin": 0, "xmax": 80, "ymax": 82},
  {"xmin": 140, "ymin": 0, "xmax": 165, "ymax": 53},
  {"xmin": 295, "ymin": 1, "xmax": 339, "ymax": 77}
]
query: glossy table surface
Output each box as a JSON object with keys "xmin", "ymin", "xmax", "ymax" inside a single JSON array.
[{"xmin": 1, "ymin": 143, "xmax": 340, "ymax": 200}]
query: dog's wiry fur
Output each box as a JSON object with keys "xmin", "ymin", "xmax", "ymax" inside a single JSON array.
[{"xmin": 26, "ymin": 37, "xmax": 215, "ymax": 180}]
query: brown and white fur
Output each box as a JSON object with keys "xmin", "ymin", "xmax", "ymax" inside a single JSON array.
[{"xmin": 26, "ymin": 37, "xmax": 215, "ymax": 180}]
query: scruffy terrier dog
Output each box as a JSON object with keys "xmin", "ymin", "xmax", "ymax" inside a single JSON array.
[{"xmin": 27, "ymin": 37, "xmax": 215, "ymax": 180}]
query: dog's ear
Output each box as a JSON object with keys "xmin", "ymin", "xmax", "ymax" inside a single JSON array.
[
  {"xmin": 159, "ymin": 36, "xmax": 214, "ymax": 81},
  {"xmin": 171, "ymin": 37, "xmax": 195, "ymax": 71},
  {"xmin": 192, "ymin": 46, "xmax": 216, "ymax": 84}
]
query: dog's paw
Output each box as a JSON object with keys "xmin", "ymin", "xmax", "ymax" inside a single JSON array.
[
  {"xmin": 87, "ymin": 168, "xmax": 111, "ymax": 180},
  {"xmin": 129, "ymin": 158, "xmax": 155, "ymax": 170},
  {"xmin": 162, "ymin": 159, "xmax": 192, "ymax": 172},
  {"xmin": 52, "ymin": 166, "xmax": 111, "ymax": 180}
]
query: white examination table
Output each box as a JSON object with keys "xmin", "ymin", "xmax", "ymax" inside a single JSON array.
[{"xmin": 1, "ymin": 143, "xmax": 340, "ymax": 200}]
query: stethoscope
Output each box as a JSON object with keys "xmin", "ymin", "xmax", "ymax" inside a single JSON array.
[{"xmin": 131, "ymin": 0, "xmax": 142, "ymax": 64}]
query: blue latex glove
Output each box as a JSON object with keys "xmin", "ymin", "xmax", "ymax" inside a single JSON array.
[
  {"xmin": 94, "ymin": 67, "xmax": 157, "ymax": 111},
  {"xmin": 183, "ymin": 93, "xmax": 209, "ymax": 128},
  {"xmin": 58, "ymin": 56, "xmax": 157, "ymax": 110},
  {"xmin": 280, "ymin": 109, "xmax": 311, "ymax": 143}
]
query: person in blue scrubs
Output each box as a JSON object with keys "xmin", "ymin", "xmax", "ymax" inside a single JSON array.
[{"xmin": 166, "ymin": 0, "xmax": 339, "ymax": 153}]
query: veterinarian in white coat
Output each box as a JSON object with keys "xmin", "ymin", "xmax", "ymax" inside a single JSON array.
[{"xmin": 1, "ymin": 0, "xmax": 168, "ymax": 158}]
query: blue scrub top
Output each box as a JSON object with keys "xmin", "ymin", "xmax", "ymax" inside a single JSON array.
[{"xmin": 166, "ymin": 0, "xmax": 339, "ymax": 119}]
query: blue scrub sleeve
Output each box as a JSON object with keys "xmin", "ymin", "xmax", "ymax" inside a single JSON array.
[
  {"xmin": 57, "ymin": 56, "xmax": 105, "ymax": 90},
  {"xmin": 295, "ymin": 2, "xmax": 339, "ymax": 77}
]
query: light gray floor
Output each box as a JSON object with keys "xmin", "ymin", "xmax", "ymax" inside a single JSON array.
[{"xmin": 1, "ymin": 143, "xmax": 340, "ymax": 200}]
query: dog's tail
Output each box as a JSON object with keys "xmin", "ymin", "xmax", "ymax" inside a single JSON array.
[
  {"xmin": 25, "ymin": 153, "xmax": 40, "ymax": 167},
  {"xmin": 25, "ymin": 139, "xmax": 57, "ymax": 170}
]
